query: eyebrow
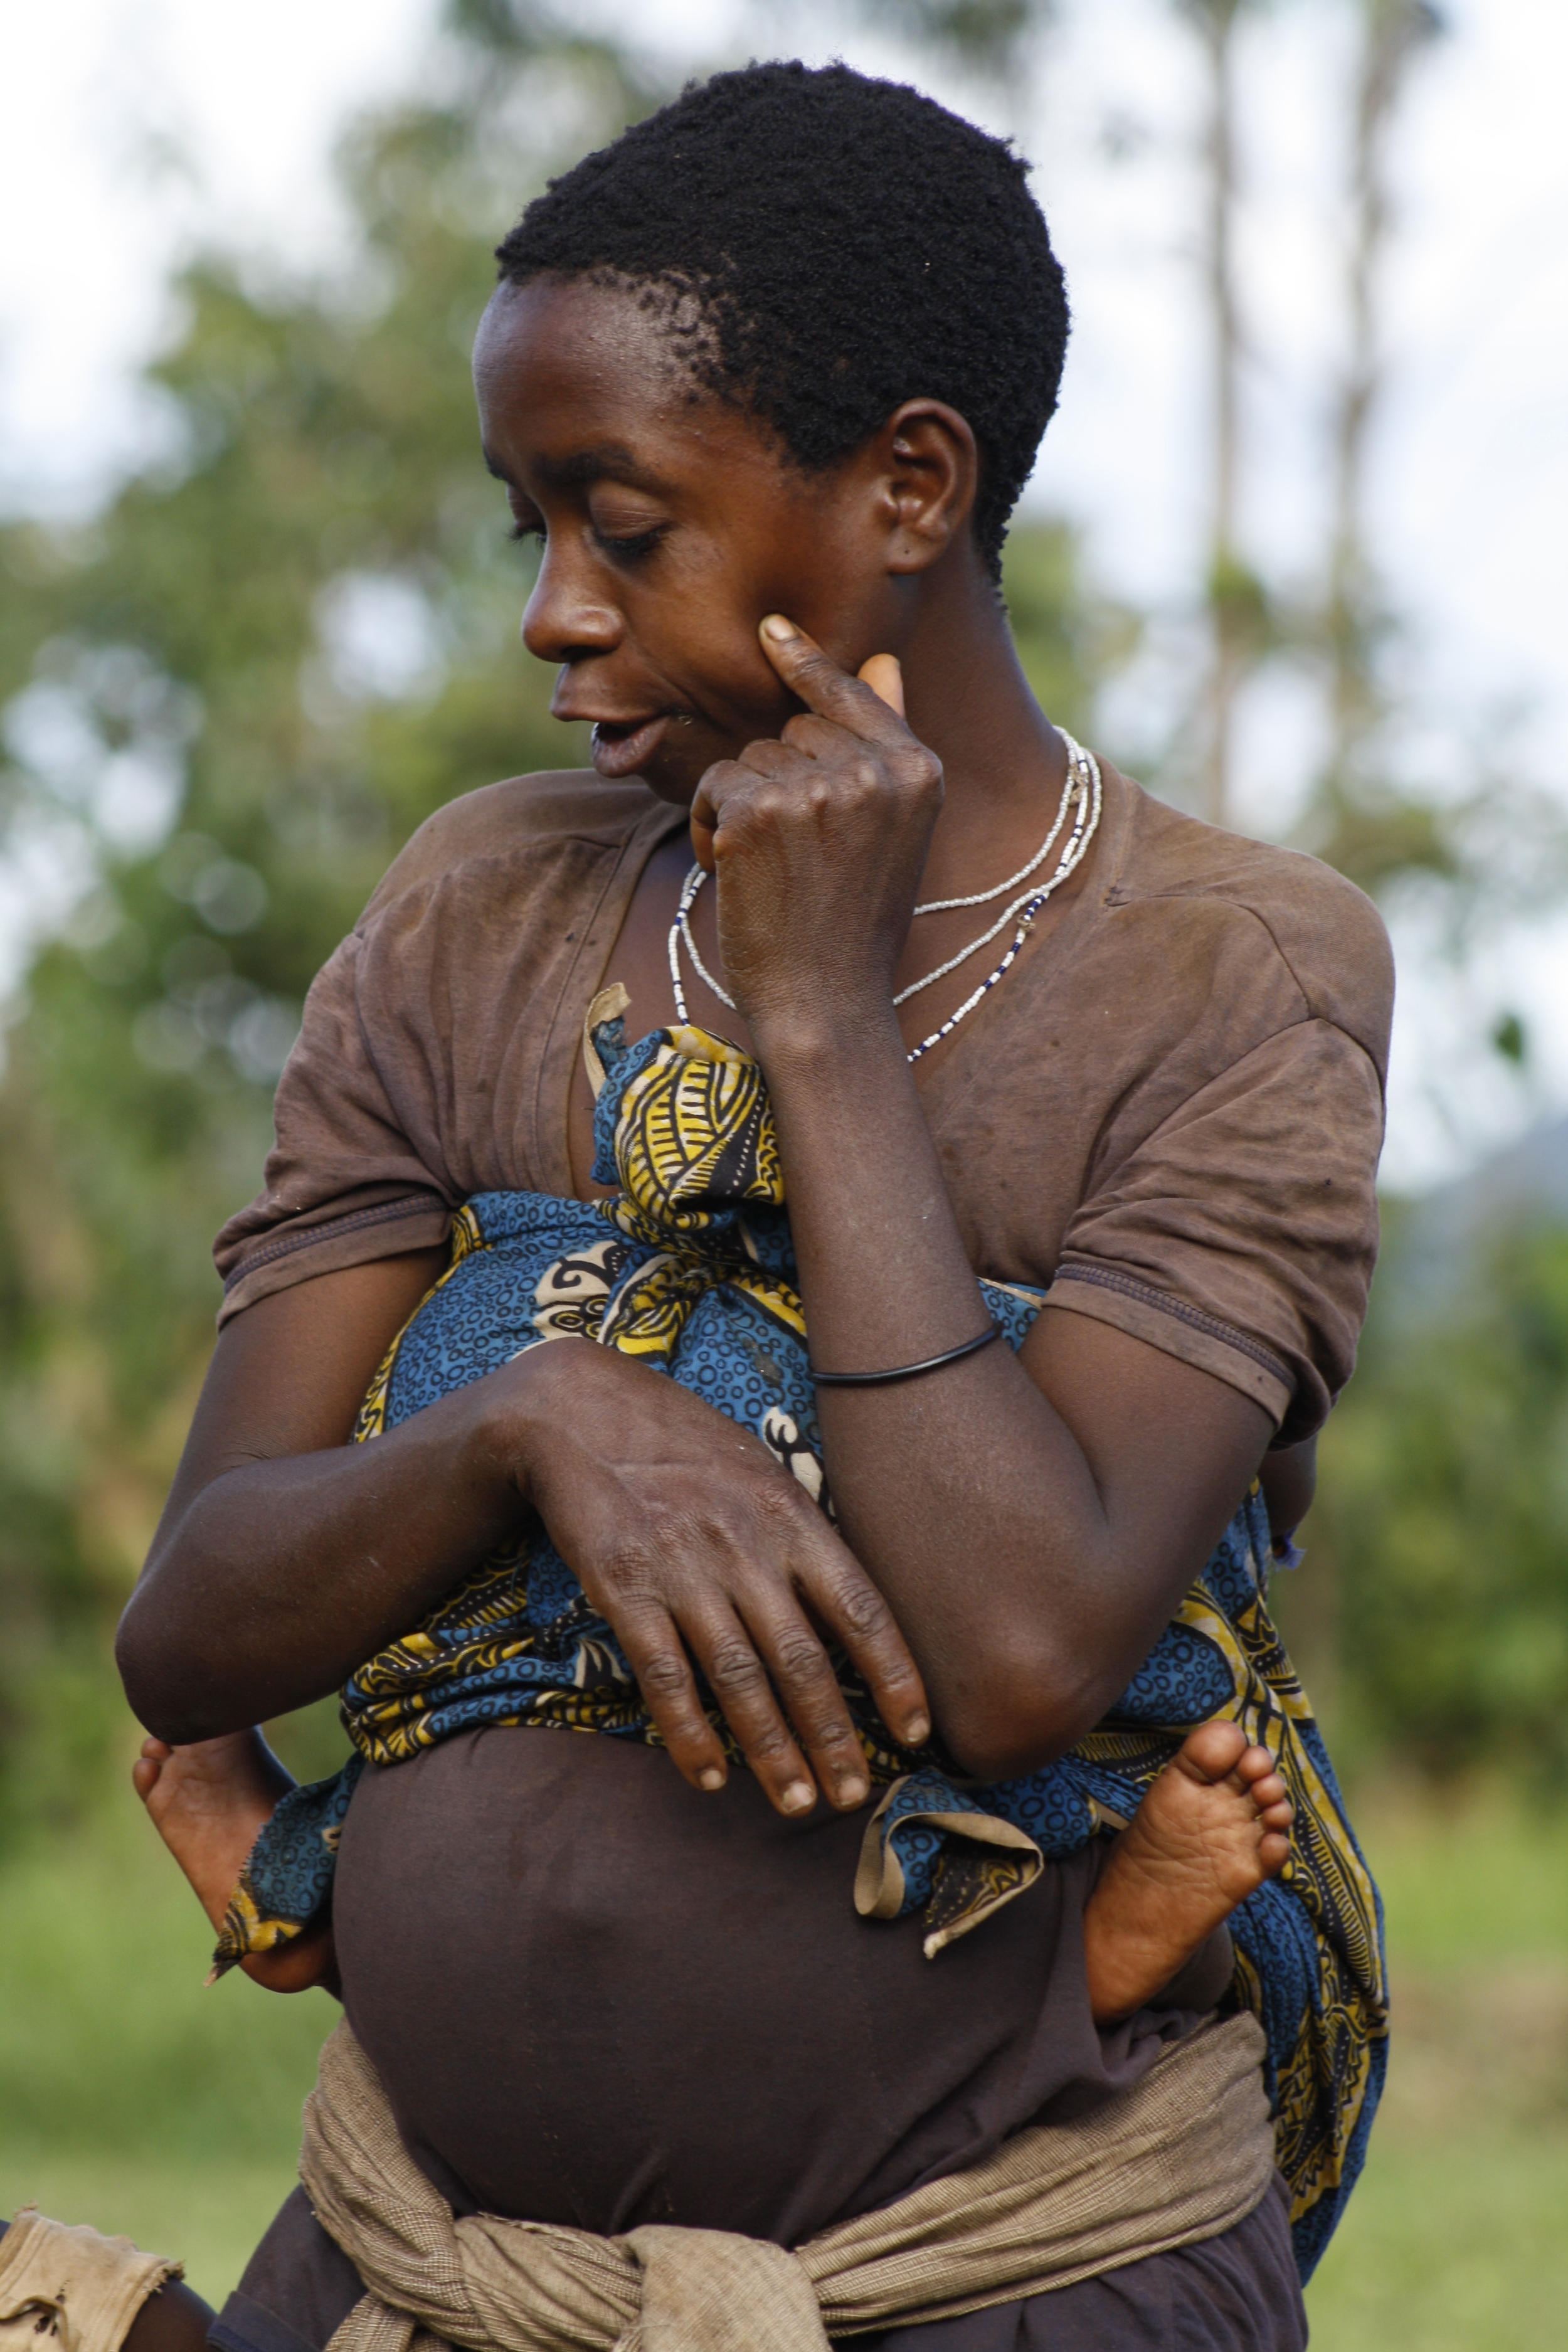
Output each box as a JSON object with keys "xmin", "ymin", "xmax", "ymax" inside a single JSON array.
[{"xmin": 482, "ymin": 442, "xmax": 665, "ymax": 493}]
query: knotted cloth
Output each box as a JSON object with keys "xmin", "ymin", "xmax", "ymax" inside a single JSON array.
[
  {"xmin": 0, "ymin": 2210, "xmax": 180, "ymax": 2352},
  {"xmin": 302, "ymin": 2013, "xmax": 1276, "ymax": 2352}
]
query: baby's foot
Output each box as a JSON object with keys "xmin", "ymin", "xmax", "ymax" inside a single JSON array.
[
  {"xmin": 1082, "ymin": 1722, "xmax": 1292, "ymax": 2023},
  {"xmin": 133, "ymin": 1732, "xmax": 337, "ymax": 1994}
]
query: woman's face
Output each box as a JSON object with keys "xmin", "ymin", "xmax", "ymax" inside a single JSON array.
[{"xmin": 473, "ymin": 277, "xmax": 903, "ymax": 805}]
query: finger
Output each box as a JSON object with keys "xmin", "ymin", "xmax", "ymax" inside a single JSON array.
[
  {"xmin": 613, "ymin": 1600, "xmax": 733, "ymax": 1794},
  {"xmin": 792, "ymin": 1535, "xmax": 931, "ymax": 1751},
  {"xmin": 735, "ymin": 1589, "xmax": 874, "ymax": 1809},
  {"xmin": 688, "ymin": 757, "xmax": 750, "ymax": 876},
  {"xmin": 857, "ymin": 653, "xmax": 905, "ymax": 716},
  {"xmin": 758, "ymin": 615, "xmax": 915, "ymax": 744},
  {"xmin": 684, "ymin": 1604, "xmax": 822, "ymax": 1816},
  {"xmin": 736, "ymin": 736, "xmax": 798, "ymax": 780},
  {"xmin": 689, "ymin": 808, "xmax": 716, "ymax": 874}
]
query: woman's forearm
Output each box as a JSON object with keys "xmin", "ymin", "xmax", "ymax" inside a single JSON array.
[
  {"xmin": 118, "ymin": 1372, "xmax": 533, "ymax": 1742},
  {"xmin": 760, "ymin": 1014, "xmax": 1264, "ymax": 1777}
]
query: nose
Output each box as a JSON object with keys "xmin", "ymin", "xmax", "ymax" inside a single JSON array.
[{"xmin": 521, "ymin": 537, "xmax": 622, "ymax": 667}]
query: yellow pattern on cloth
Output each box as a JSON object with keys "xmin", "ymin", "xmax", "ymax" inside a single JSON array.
[
  {"xmin": 0, "ymin": 2212, "xmax": 180, "ymax": 2352},
  {"xmin": 300, "ymin": 2015, "xmax": 1276, "ymax": 2352}
]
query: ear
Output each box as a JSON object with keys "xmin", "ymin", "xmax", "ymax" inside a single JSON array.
[{"xmin": 866, "ymin": 400, "xmax": 979, "ymax": 577}]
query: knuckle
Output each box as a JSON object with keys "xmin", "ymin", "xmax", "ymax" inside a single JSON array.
[
  {"xmin": 706, "ymin": 1640, "xmax": 770, "ymax": 1698},
  {"xmin": 744, "ymin": 1724, "xmax": 794, "ymax": 1765},
  {"xmin": 636, "ymin": 1648, "xmax": 693, "ymax": 1700},
  {"xmin": 748, "ymin": 1473, "xmax": 808, "ymax": 1530},
  {"xmin": 597, "ymin": 1539, "xmax": 656, "ymax": 1599},
  {"xmin": 770, "ymin": 1630, "xmax": 831, "ymax": 1687},
  {"xmin": 804, "ymin": 1719, "xmax": 861, "ymax": 1756},
  {"xmin": 834, "ymin": 1580, "xmax": 895, "ymax": 1645},
  {"xmin": 894, "ymin": 747, "xmax": 942, "ymax": 796}
]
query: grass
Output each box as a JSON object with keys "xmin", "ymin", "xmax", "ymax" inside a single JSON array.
[
  {"xmin": 0, "ymin": 1763, "xmax": 339, "ymax": 2307},
  {"xmin": 1301, "ymin": 1786, "xmax": 1568, "ymax": 2348},
  {"xmin": 3, "ymin": 1762, "xmax": 1566, "ymax": 2338}
]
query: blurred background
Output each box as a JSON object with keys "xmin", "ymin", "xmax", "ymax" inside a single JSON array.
[{"xmin": 1, "ymin": 3, "xmax": 1565, "ymax": 2343}]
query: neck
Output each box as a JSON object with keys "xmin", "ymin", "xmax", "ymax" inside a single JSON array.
[{"xmin": 892, "ymin": 552, "xmax": 1069, "ymax": 904}]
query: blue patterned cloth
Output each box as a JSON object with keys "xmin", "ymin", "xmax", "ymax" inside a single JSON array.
[{"xmin": 220, "ymin": 1007, "xmax": 1386, "ymax": 2280}]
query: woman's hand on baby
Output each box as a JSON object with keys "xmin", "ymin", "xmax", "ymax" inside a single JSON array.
[
  {"xmin": 689, "ymin": 619, "xmax": 941, "ymax": 1046},
  {"xmin": 499, "ymin": 1337, "xmax": 930, "ymax": 1816}
]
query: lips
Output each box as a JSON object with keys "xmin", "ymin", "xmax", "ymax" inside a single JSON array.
[{"xmin": 590, "ymin": 714, "xmax": 672, "ymax": 778}]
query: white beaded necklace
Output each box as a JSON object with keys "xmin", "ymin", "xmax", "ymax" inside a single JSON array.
[{"xmin": 668, "ymin": 733, "xmax": 1102, "ymax": 1064}]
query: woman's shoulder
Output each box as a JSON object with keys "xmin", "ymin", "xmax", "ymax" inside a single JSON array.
[
  {"xmin": 357, "ymin": 769, "xmax": 671, "ymax": 929},
  {"xmin": 1104, "ymin": 765, "xmax": 1395, "ymax": 1074}
]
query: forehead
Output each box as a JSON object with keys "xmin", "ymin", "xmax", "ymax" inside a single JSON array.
[{"xmin": 473, "ymin": 277, "xmax": 775, "ymax": 484}]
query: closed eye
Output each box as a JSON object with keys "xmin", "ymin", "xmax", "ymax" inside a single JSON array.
[
  {"xmin": 509, "ymin": 519, "xmax": 544, "ymax": 547},
  {"xmin": 595, "ymin": 524, "xmax": 667, "ymax": 565}
]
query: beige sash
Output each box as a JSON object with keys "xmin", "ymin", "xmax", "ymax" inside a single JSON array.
[{"xmin": 302, "ymin": 2012, "xmax": 1274, "ymax": 2352}]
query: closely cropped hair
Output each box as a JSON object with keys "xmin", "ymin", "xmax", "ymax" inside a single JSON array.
[{"xmin": 494, "ymin": 61, "xmax": 1070, "ymax": 578}]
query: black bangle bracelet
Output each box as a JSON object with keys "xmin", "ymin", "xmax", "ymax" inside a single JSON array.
[{"xmin": 809, "ymin": 1321, "xmax": 1002, "ymax": 1387}]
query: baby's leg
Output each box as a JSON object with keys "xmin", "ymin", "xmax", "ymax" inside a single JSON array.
[
  {"xmin": 134, "ymin": 1733, "xmax": 339, "ymax": 1993},
  {"xmin": 1082, "ymin": 1722, "xmax": 1292, "ymax": 2023}
]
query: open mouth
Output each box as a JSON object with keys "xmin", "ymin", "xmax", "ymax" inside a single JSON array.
[{"xmin": 590, "ymin": 715, "xmax": 672, "ymax": 778}]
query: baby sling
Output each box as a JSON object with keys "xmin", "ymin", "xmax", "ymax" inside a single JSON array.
[{"xmin": 220, "ymin": 995, "xmax": 1387, "ymax": 2282}]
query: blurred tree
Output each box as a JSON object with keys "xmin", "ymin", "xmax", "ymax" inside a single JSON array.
[
  {"xmin": 1297, "ymin": 1216, "xmax": 1568, "ymax": 1782},
  {"xmin": 1180, "ymin": 0, "xmax": 1274, "ymax": 829},
  {"xmin": 0, "ymin": 1, "xmax": 1108, "ymax": 1834},
  {"xmin": 1300, "ymin": 0, "xmax": 1449, "ymax": 894},
  {"xmin": 0, "ymin": 1, "xmax": 654, "ymax": 1833}
]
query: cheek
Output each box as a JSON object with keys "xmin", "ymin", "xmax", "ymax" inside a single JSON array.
[
  {"xmin": 743, "ymin": 509, "xmax": 891, "ymax": 662},
  {"xmin": 634, "ymin": 558, "xmax": 788, "ymax": 730}
]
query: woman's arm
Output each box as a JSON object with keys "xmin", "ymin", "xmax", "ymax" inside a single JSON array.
[
  {"xmin": 118, "ymin": 1251, "xmax": 929, "ymax": 1816},
  {"xmin": 1259, "ymin": 1435, "xmax": 1316, "ymax": 1544},
  {"xmin": 694, "ymin": 623, "xmax": 1274, "ymax": 1781}
]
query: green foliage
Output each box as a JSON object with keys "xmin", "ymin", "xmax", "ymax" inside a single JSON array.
[
  {"xmin": 0, "ymin": 1781, "xmax": 337, "ymax": 2299},
  {"xmin": 1296, "ymin": 1219, "xmax": 1568, "ymax": 1779},
  {"xmin": 0, "ymin": 10, "xmax": 649, "ymax": 1833}
]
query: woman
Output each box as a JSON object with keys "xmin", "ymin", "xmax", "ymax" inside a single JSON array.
[{"xmin": 118, "ymin": 61, "xmax": 1391, "ymax": 2352}]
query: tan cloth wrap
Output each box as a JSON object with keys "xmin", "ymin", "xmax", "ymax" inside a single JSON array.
[
  {"xmin": 0, "ymin": 2211, "xmax": 180, "ymax": 2352},
  {"xmin": 302, "ymin": 2012, "xmax": 1274, "ymax": 2352}
]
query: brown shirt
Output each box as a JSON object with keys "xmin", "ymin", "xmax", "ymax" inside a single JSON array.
[{"xmin": 215, "ymin": 758, "xmax": 1392, "ymax": 1443}]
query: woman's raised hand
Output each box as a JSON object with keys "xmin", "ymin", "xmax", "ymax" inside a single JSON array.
[
  {"xmin": 688, "ymin": 618, "xmax": 943, "ymax": 1043},
  {"xmin": 509, "ymin": 1337, "xmax": 931, "ymax": 1816}
]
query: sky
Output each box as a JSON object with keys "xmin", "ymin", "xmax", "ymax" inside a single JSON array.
[{"xmin": 2, "ymin": 0, "xmax": 1566, "ymax": 1188}]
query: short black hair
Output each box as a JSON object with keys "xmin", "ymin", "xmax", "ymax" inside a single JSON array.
[{"xmin": 494, "ymin": 60, "xmax": 1069, "ymax": 579}]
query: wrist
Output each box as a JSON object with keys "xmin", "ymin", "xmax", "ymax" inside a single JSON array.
[
  {"xmin": 748, "ymin": 994, "xmax": 907, "ymax": 1087},
  {"xmin": 467, "ymin": 1335, "xmax": 601, "ymax": 1505}
]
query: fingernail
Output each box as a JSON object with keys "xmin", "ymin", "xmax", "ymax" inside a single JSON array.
[
  {"xmin": 781, "ymin": 1780, "xmax": 816, "ymax": 1814},
  {"xmin": 760, "ymin": 613, "xmax": 797, "ymax": 644},
  {"xmin": 698, "ymin": 1767, "xmax": 724, "ymax": 1792},
  {"xmin": 839, "ymin": 1776, "xmax": 869, "ymax": 1809},
  {"xmin": 905, "ymin": 1714, "xmax": 930, "ymax": 1747}
]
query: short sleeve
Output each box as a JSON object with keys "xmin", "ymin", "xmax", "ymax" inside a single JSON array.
[
  {"xmin": 1041, "ymin": 1018, "xmax": 1384, "ymax": 1443},
  {"xmin": 213, "ymin": 931, "xmax": 456, "ymax": 1325}
]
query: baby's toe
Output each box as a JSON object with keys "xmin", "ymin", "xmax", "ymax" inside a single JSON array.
[
  {"xmin": 1182, "ymin": 1721, "xmax": 1251, "ymax": 1783},
  {"xmin": 1258, "ymin": 1829, "xmax": 1292, "ymax": 1875}
]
